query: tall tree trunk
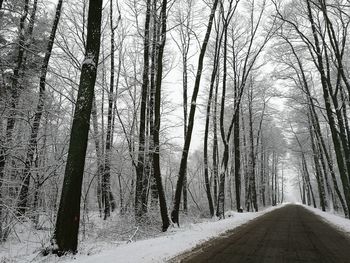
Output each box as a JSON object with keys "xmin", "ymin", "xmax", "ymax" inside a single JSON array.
[
  {"xmin": 216, "ymin": 19, "xmax": 229, "ymax": 219},
  {"xmin": 17, "ymin": 0, "xmax": 62, "ymax": 217},
  {"xmin": 247, "ymin": 84, "xmax": 258, "ymax": 212},
  {"xmin": 171, "ymin": 0, "xmax": 219, "ymax": 225},
  {"xmin": 260, "ymin": 146, "xmax": 266, "ymax": 207},
  {"xmin": 308, "ymin": 112, "xmax": 327, "ymax": 211},
  {"xmin": 52, "ymin": 0, "xmax": 103, "ymax": 253},
  {"xmin": 212, "ymin": 69, "xmax": 220, "ymax": 209},
  {"xmin": 234, "ymin": 103, "xmax": 241, "ymax": 212},
  {"xmin": 153, "ymin": 0, "xmax": 170, "ymax": 232},
  {"xmin": 149, "ymin": 1, "xmax": 159, "ymax": 205},
  {"xmin": 182, "ymin": 41, "xmax": 188, "ymax": 215},
  {"xmin": 135, "ymin": 0, "xmax": 151, "ymax": 221},
  {"xmin": 203, "ymin": 21, "xmax": 223, "ymax": 217},
  {"xmin": 92, "ymin": 98, "xmax": 103, "ymax": 217},
  {"xmin": 302, "ymin": 154, "xmax": 316, "ymax": 208},
  {"xmin": 101, "ymin": 0, "xmax": 117, "ymax": 220}
]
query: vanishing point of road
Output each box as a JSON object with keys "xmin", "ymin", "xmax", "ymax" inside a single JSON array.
[{"xmin": 177, "ymin": 204, "xmax": 350, "ymax": 263}]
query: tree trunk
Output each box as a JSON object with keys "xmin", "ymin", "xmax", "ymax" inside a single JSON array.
[
  {"xmin": 203, "ymin": 22, "xmax": 222, "ymax": 217},
  {"xmin": 153, "ymin": 0, "xmax": 170, "ymax": 232},
  {"xmin": 302, "ymin": 154, "xmax": 316, "ymax": 208},
  {"xmin": 91, "ymin": 98, "xmax": 103, "ymax": 217},
  {"xmin": 308, "ymin": 112, "xmax": 327, "ymax": 211},
  {"xmin": 149, "ymin": 1, "xmax": 159, "ymax": 205},
  {"xmin": 171, "ymin": 0, "xmax": 219, "ymax": 225},
  {"xmin": 52, "ymin": 0, "xmax": 103, "ymax": 253},
  {"xmin": 135, "ymin": 0, "xmax": 151, "ymax": 221},
  {"xmin": 17, "ymin": 0, "xmax": 62, "ymax": 217},
  {"xmin": 212, "ymin": 71, "xmax": 220, "ymax": 209},
  {"xmin": 234, "ymin": 104, "xmax": 242, "ymax": 212},
  {"xmin": 247, "ymin": 84, "xmax": 258, "ymax": 212},
  {"xmin": 216, "ymin": 20, "xmax": 229, "ymax": 219}
]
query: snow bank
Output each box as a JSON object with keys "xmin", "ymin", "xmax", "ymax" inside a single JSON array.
[
  {"xmin": 52, "ymin": 205, "xmax": 283, "ymax": 263},
  {"xmin": 302, "ymin": 204, "xmax": 350, "ymax": 235}
]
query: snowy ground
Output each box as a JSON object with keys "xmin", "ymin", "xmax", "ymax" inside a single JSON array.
[
  {"xmin": 302, "ymin": 204, "xmax": 350, "ymax": 236},
  {"xmin": 0, "ymin": 205, "xmax": 284, "ymax": 263}
]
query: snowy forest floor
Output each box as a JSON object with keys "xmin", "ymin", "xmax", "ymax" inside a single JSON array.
[
  {"xmin": 2, "ymin": 203, "xmax": 348, "ymax": 263},
  {"xmin": 0, "ymin": 205, "xmax": 282, "ymax": 263}
]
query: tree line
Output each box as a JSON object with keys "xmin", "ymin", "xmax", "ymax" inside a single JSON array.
[{"xmin": 1, "ymin": 0, "xmax": 348, "ymax": 256}]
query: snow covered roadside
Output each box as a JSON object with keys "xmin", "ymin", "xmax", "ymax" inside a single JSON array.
[
  {"xmin": 40, "ymin": 205, "xmax": 284, "ymax": 263},
  {"xmin": 302, "ymin": 204, "xmax": 350, "ymax": 235}
]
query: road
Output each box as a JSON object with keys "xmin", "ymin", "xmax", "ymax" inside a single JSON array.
[{"xmin": 178, "ymin": 204, "xmax": 350, "ymax": 263}]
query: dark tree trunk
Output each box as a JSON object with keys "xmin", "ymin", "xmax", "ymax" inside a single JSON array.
[
  {"xmin": 260, "ymin": 145, "xmax": 266, "ymax": 207},
  {"xmin": 17, "ymin": 0, "xmax": 62, "ymax": 217},
  {"xmin": 92, "ymin": 98, "xmax": 103, "ymax": 217},
  {"xmin": 52, "ymin": 0, "xmax": 103, "ymax": 253},
  {"xmin": 212, "ymin": 72, "xmax": 220, "ymax": 209},
  {"xmin": 171, "ymin": 0, "xmax": 219, "ymax": 225},
  {"xmin": 242, "ymin": 110, "xmax": 250, "ymax": 207},
  {"xmin": 153, "ymin": 0, "xmax": 170, "ymax": 232},
  {"xmin": 149, "ymin": 1, "xmax": 159, "ymax": 205},
  {"xmin": 135, "ymin": 0, "xmax": 151, "ymax": 220},
  {"xmin": 203, "ymin": 22, "xmax": 223, "ymax": 217},
  {"xmin": 302, "ymin": 154, "xmax": 316, "ymax": 208},
  {"xmin": 216, "ymin": 20, "xmax": 229, "ymax": 219},
  {"xmin": 182, "ymin": 45, "xmax": 188, "ymax": 215},
  {"xmin": 234, "ymin": 106, "xmax": 242, "ymax": 212},
  {"xmin": 308, "ymin": 112, "xmax": 327, "ymax": 211},
  {"xmin": 247, "ymin": 84, "xmax": 258, "ymax": 212},
  {"xmin": 102, "ymin": 0, "xmax": 118, "ymax": 220}
]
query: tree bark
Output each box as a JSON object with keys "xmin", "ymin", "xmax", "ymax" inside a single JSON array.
[
  {"xmin": 91, "ymin": 98, "xmax": 103, "ymax": 217},
  {"xmin": 153, "ymin": 0, "xmax": 170, "ymax": 232},
  {"xmin": 17, "ymin": 0, "xmax": 62, "ymax": 217},
  {"xmin": 308, "ymin": 112, "xmax": 327, "ymax": 211},
  {"xmin": 102, "ymin": 0, "xmax": 118, "ymax": 220},
  {"xmin": 203, "ymin": 22, "xmax": 223, "ymax": 217},
  {"xmin": 53, "ymin": 0, "xmax": 103, "ymax": 253},
  {"xmin": 246, "ymin": 84, "xmax": 258, "ymax": 212},
  {"xmin": 171, "ymin": 0, "xmax": 219, "ymax": 225},
  {"xmin": 135, "ymin": 0, "xmax": 151, "ymax": 220}
]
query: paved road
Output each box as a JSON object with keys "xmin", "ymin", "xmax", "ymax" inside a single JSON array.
[{"xmin": 178, "ymin": 205, "xmax": 350, "ymax": 263}]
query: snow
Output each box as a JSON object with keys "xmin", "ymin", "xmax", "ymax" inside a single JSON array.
[
  {"xmin": 51, "ymin": 205, "xmax": 282, "ymax": 263},
  {"xmin": 302, "ymin": 204, "xmax": 350, "ymax": 235},
  {"xmin": 4, "ymin": 68, "xmax": 14, "ymax": 74},
  {"xmin": 0, "ymin": 205, "xmax": 286, "ymax": 263},
  {"xmin": 82, "ymin": 58, "xmax": 94, "ymax": 66},
  {"xmin": 82, "ymin": 53, "xmax": 96, "ymax": 68}
]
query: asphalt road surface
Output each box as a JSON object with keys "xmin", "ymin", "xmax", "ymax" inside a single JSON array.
[{"xmin": 178, "ymin": 204, "xmax": 350, "ymax": 263}]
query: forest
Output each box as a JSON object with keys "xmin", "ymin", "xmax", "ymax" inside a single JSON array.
[{"xmin": 0, "ymin": 0, "xmax": 350, "ymax": 260}]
